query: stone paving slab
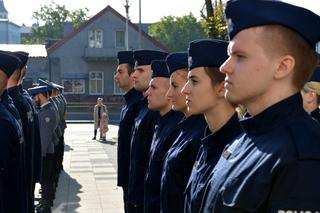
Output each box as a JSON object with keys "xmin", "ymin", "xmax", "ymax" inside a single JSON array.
[{"xmin": 40, "ymin": 124, "xmax": 124, "ymax": 213}]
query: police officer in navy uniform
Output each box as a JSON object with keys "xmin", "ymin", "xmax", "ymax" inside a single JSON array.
[
  {"xmin": 14, "ymin": 50, "xmax": 43, "ymax": 213},
  {"xmin": 7, "ymin": 50, "xmax": 36, "ymax": 213},
  {"xmin": 301, "ymin": 66, "xmax": 320, "ymax": 122},
  {"xmin": 160, "ymin": 52, "xmax": 206, "ymax": 213},
  {"xmin": 29, "ymin": 85, "xmax": 57, "ymax": 213},
  {"xmin": 115, "ymin": 51, "xmax": 143, "ymax": 213},
  {"xmin": 0, "ymin": 51, "xmax": 25, "ymax": 213},
  {"xmin": 202, "ymin": 1, "xmax": 320, "ymax": 212},
  {"xmin": 39, "ymin": 79, "xmax": 62, "ymax": 189},
  {"xmin": 181, "ymin": 39, "xmax": 242, "ymax": 213},
  {"xmin": 127, "ymin": 50, "xmax": 167, "ymax": 213},
  {"xmin": 51, "ymin": 83, "xmax": 66, "ymax": 177},
  {"xmin": 144, "ymin": 60, "xmax": 183, "ymax": 213}
]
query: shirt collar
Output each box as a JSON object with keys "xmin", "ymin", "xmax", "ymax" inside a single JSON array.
[{"xmin": 240, "ymin": 93, "xmax": 304, "ymax": 136}]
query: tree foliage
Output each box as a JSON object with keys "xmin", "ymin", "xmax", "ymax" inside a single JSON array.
[
  {"xmin": 149, "ymin": 13, "xmax": 206, "ymax": 52},
  {"xmin": 24, "ymin": 2, "xmax": 90, "ymax": 44},
  {"xmin": 201, "ymin": 0, "xmax": 228, "ymax": 40}
]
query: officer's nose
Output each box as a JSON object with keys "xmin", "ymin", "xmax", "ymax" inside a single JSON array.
[
  {"xmin": 181, "ymin": 81, "xmax": 190, "ymax": 95},
  {"xmin": 220, "ymin": 56, "xmax": 232, "ymax": 75},
  {"xmin": 166, "ymin": 87, "xmax": 173, "ymax": 98}
]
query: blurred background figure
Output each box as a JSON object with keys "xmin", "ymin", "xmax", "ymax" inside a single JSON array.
[
  {"xmin": 93, "ymin": 97, "xmax": 108, "ymax": 140},
  {"xmin": 99, "ymin": 112, "xmax": 109, "ymax": 141}
]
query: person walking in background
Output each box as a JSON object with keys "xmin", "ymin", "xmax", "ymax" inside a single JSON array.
[
  {"xmin": 99, "ymin": 112, "xmax": 109, "ymax": 141},
  {"xmin": 93, "ymin": 97, "xmax": 108, "ymax": 140}
]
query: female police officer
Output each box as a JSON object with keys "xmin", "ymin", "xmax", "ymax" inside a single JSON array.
[
  {"xmin": 182, "ymin": 39, "xmax": 243, "ymax": 213},
  {"xmin": 160, "ymin": 52, "xmax": 206, "ymax": 213}
]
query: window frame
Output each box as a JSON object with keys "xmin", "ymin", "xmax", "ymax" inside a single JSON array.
[
  {"xmin": 88, "ymin": 29, "xmax": 103, "ymax": 48},
  {"xmin": 89, "ymin": 71, "xmax": 104, "ymax": 95},
  {"xmin": 62, "ymin": 79, "xmax": 86, "ymax": 94},
  {"xmin": 115, "ymin": 30, "xmax": 125, "ymax": 48}
]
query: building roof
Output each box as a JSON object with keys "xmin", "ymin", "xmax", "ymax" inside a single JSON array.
[
  {"xmin": 0, "ymin": 0, "xmax": 8, "ymax": 13},
  {"xmin": 47, "ymin": 5, "xmax": 169, "ymax": 54},
  {"xmin": 0, "ymin": 44, "xmax": 47, "ymax": 57}
]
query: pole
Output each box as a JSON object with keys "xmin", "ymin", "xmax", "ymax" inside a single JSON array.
[
  {"xmin": 138, "ymin": 0, "xmax": 142, "ymax": 49},
  {"xmin": 125, "ymin": 0, "xmax": 129, "ymax": 50}
]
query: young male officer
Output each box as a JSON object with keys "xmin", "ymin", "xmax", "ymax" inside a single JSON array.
[
  {"xmin": 127, "ymin": 50, "xmax": 167, "ymax": 213},
  {"xmin": 115, "ymin": 51, "xmax": 143, "ymax": 213},
  {"xmin": 7, "ymin": 50, "xmax": 35, "ymax": 213},
  {"xmin": 0, "ymin": 50, "xmax": 25, "ymax": 213},
  {"xmin": 13, "ymin": 50, "xmax": 42, "ymax": 213},
  {"xmin": 301, "ymin": 67, "xmax": 320, "ymax": 122},
  {"xmin": 144, "ymin": 60, "xmax": 183, "ymax": 213},
  {"xmin": 202, "ymin": 0, "xmax": 320, "ymax": 212}
]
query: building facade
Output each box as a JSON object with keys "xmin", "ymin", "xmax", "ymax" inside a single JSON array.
[
  {"xmin": 0, "ymin": 0, "xmax": 21, "ymax": 44},
  {"xmin": 47, "ymin": 5, "xmax": 168, "ymax": 121}
]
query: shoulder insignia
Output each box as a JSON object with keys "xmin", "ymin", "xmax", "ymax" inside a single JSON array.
[{"xmin": 45, "ymin": 117, "xmax": 51, "ymax": 123}]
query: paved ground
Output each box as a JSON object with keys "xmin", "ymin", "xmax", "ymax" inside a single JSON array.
[{"xmin": 36, "ymin": 123, "xmax": 124, "ymax": 213}]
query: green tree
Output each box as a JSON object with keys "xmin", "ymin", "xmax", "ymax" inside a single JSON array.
[
  {"xmin": 24, "ymin": 2, "xmax": 90, "ymax": 44},
  {"xmin": 201, "ymin": 0, "xmax": 228, "ymax": 40},
  {"xmin": 149, "ymin": 13, "xmax": 206, "ymax": 52}
]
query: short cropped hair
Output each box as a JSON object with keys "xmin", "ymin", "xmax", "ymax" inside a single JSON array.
[{"xmin": 259, "ymin": 25, "xmax": 318, "ymax": 89}]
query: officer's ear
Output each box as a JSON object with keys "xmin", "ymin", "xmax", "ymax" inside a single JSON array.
[
  {"xmin": 273, "ymin": 55, "xmax": 295, "ymax": 80},
  {"xmin": 215, "ymin": 80, "xmax": 226, "ymax": 98}
]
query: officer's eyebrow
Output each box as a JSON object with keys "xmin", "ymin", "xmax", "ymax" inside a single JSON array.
[
  {"xmin": 228, "ymin": 42, "xmax": 247, "ymax": 56},
  {"xmin": 188, "ymin": 74, "xmax": 198, "ymax": 80}
]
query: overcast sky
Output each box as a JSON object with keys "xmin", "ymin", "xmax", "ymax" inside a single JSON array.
[{"xmin": 3, "ymin": 0, "xmax": 320, "ymax": 26}]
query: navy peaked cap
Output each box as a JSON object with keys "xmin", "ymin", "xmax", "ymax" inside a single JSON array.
[
  {"xmin": 310, "ymin": 66, "xmax": 320, "ymax": 82},
  {"xmin": 117, "ymin": 51, "xmax": 135, "ymax": 65},
  {"xmin": 166, "ymin": 52, "xmax": 188, "ymax": 75},
  {"xmin": 13, "ymin": 51, "xmax": 29, "ymax": 69},
  {"xmin": 134, "ymin": 50, "xmax": 168, "ymax": 66},
  {"xmin": 225, "ymin": 0, "xmax": 320, "ymax": 49},
  {"xmin": 28, "ymin": 85, "xmax": 48, "ymax": 96},
  {"xmin": 151, "ymin": 60, "xmax": 170, "ymax": 78},
  {"xmin": 38, "ymin": 79, "xmax": 56, "ymax": 91},
  {"xmin": 188, "ymin": 39, "xmax": 229, "ymax": 70},
  {"xmin": 0, "ymin": 50, "xmax": 21, "ymax": 78}
]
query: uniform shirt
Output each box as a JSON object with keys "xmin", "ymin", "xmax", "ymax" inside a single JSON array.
[
  {"xmin": 1, "ymin": 89, "xmax": 22, "ymax": 123},
  {"xmin": 128, "ymin": 97, "xmax": 159, "ymax": 206},
  {"xmin": 8, "ymin": 85, "xmax": 35, "ymax": 212},
  {"xmin": 184, "ymin": 113, "xmax": 242, "ymax": 213},
  {"xmin": 20, "ymin": 86, "xmax": 42, "ymax": 183},
  {"xmin": 49, "ymin": 97, "xmax": 61, "ymax": 145},
  {"xmin": 161, "ymin": 115, "xmax": 207, "ymax": 213},
  {"xmin": 202, "ymin": 94, "xmax": 320, "ymax": 213},
  {"xmin": 117, "ymin": 88, "xmax": 143, "ymax": 188},
  {"xmin": 57, "ymin": 94, "xmax": 67, "ymax": 131},
  {"xmin": 0, "ymin": 102, "xmax": 24, "ymax": 213},
  {"xmin": 310, "ymin": 107, "xmax": 320, "ymax": 123},
  {"xmin": 144, "ymin": 110, "xmax": 183, "ymax": 213},
  {"xmin": 38, "ymin": 102, "xmax": 58, "ymax": 156}
]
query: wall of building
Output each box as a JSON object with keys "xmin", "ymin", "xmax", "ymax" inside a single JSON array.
[{"xmin": 0, "ymin": 21, "xmax": 20, "ymax": 44}]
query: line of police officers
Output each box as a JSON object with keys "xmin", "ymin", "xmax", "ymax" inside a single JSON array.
[
  {"xmin": 0, "ymin": 50, "xmax": 67, "ymax": 213},
  {"xmin": 115, "ymin": 1, "xmax": 320, "ymax": 213}
]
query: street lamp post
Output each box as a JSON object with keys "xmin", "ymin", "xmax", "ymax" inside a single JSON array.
[
  {"xmin": 138, "ymin": 0, "xmax": 142, "ymax": 49},
  {"xmin": 123, "ymin": 0, "xmax": 130, "ymax": 50}
]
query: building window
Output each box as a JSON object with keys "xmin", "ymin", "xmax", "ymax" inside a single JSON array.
[
  {"xmin": 115, "ymin": 31, "xmax": 125, "ymax": 48},
  {"xmin": 88, "ymin": 29, "xmax": 103, "ymax": 48},
  {"xmin": 62, "ymin": 79, "xmax": 85, "ymax": 94},
  {"xmin": 113, "ymin": 81, "xmax": 124, "ymax": 95},
  {"xmin": 89, "ymin": 71, "xmax": 104, "ymax": 95}
]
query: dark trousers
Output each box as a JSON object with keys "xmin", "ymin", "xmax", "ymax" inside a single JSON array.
[
  {"xmin": 123, "ymin": 187, "xmax": 128, "ymax": 213},
  {"xmin": 127, "ymin": 203, "xmax": 144, "ymax": 213},
  {"xmin": 41, "ymin": 154, "xmax": 54, "ymax": 203}
]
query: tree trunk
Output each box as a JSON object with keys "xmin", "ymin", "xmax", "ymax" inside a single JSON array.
[{"xmin": 205, "ymin": 0, "xmax": 215, "ymax": 38}]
